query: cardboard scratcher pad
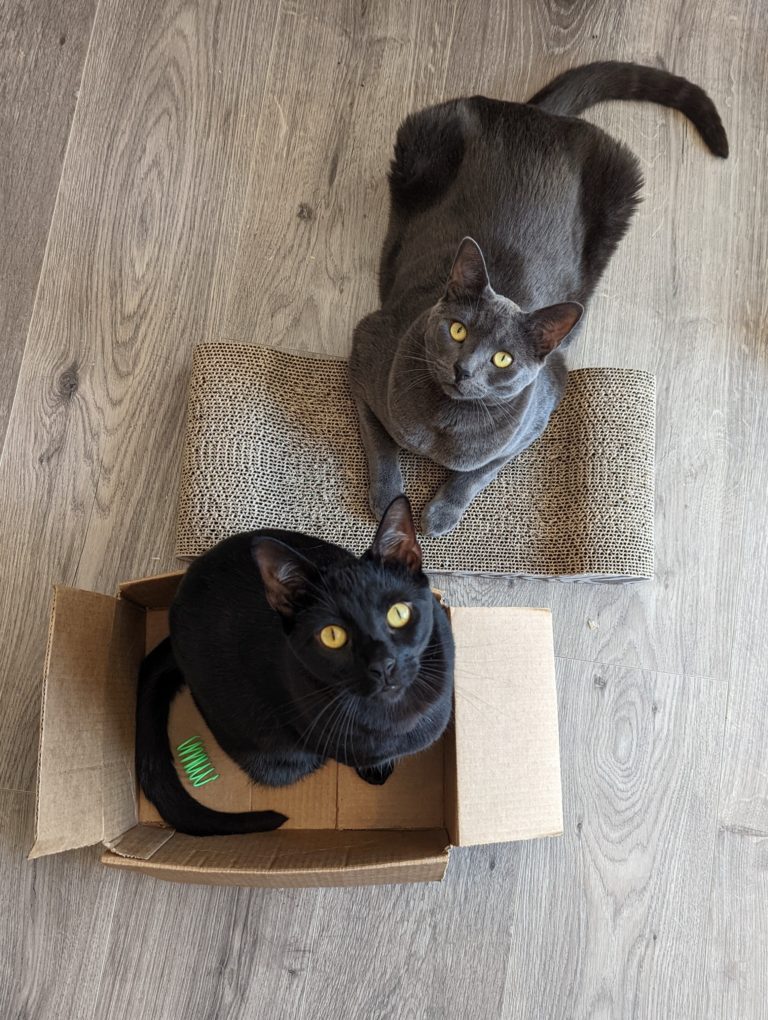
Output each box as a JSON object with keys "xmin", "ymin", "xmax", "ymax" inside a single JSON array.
[{"xmin": 177, "ymin": 344, "xmax": 655, "ymax": 580}]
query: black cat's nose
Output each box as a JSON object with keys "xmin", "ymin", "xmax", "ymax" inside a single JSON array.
[
  {"xmin": 369, "ymin": 658, "xmax": 398, "ymax": 688},
  {"xmin": 454, "ymin": 364, "xmax": 471, "ymax": 383}
]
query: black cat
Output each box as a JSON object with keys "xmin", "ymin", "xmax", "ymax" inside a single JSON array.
[{"xmin": 136, "ymin": 497, "xmax": 455, "ymax": 836}]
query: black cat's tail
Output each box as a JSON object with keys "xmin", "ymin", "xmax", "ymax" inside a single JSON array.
[
  {"xmin": 527, "ymin": 61, "xmax": 728, "ymax": 158},
  {"xmin": 135, "ymin": 638, "xmax": 287, "ymax": 837}
]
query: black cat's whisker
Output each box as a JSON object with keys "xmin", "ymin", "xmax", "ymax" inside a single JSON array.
[
  {"xmin": 296, "ymin": 690, "xmax": 348, "ymax": 751},
  {"xmin": 308, "ymin": 705, "xmax": 343, "ymax": 766},
  {"xmin": 337, "ymin": 699, "xmax": 359, "ymax": 770},
  {"xmin": 318, "ymin": 696, "xmax": 351, "ymax": 765}
]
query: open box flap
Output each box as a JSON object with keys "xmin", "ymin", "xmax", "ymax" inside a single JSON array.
[
  {"xmin": 30, "ymin": 586, "xmax": 145, "ymax": 858},
  {"xmin": 449, "ymin": 607, "xmax": 563, "ymax": 847},
  {"xmin": 119, "ymin": 571, "xmax": 184, "ymax": 609},
  {"xmin": 101, "ymin": 827, "xmax": 450, "ymax": 887}
]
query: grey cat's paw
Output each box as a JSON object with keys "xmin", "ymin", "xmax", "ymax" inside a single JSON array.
[
  {"xmin": 421, "ymin": 499, "xmax": 464, "ymax": 536},
  {"xmin": 369, "ymin": 484, "xmax": 403, "ymax": 522},
  {"xmin": 356, "ymin": 761, "xmax": 395, "ymax": 785}
]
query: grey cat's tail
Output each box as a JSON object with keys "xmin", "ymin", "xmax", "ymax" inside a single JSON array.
[{"xmin": 527, "ymin": 61, "xmax": 728, "ymax": 158}]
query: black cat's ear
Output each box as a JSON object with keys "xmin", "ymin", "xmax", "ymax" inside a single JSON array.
[
  {"xmin": 445, "ymin": 237, "xmax": 490, "ymax": 300},
  {"xmin": 251, "ymin": 538, "xmax": 317, "ymax": 616},
  {"xmin": 370, "ymin": 496, "xmax": 423, "ymax": 573},
  {"xmin": 525, "ymin": 302, "xmax": 583, "ymax": 357}
]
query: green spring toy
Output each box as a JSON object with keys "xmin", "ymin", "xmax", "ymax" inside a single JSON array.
[{"xmin": 176, "ymin": 735, "xmax": 220, "ymax": 788}]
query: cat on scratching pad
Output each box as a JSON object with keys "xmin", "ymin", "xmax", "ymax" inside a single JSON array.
[
  {"xmin": 349, "ymin": 61, "xmax": 726, "ymax": 535},
  {"xmin": 176, "ymin": 343, "xmax": 656, "ymax": 582}
]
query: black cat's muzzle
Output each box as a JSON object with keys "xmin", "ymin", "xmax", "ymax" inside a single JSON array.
[{"xmin": 367, "ymin": 657, "xmax": 405, "ymax": 701}]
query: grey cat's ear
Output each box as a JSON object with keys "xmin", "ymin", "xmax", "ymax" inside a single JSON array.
[
  {"xmin": 525, "ymin": 302, "xmax": 584, "ymax": 357},
  {"xmin": 370, "ymin": 496, "xmax": 423, "ymax": 573},
  {"xmin": 445, "ymin": 237, "xmax": 490, "ymax": 300},
  {"xmin": 251, "ymin": 538, "xmax": 317, "ymax": 616}
]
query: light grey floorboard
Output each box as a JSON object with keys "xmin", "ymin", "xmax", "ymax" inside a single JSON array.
[
  {"xmin": 0, "ymin": 790, "xmax": 120, "ymax": 1020},
  {"xmin": 499, "ymin": 660, "xmax": 727, "ymax": 1020},
  {"xmin": 0, "ymin": 0, "xmax": 97, "ymax": 454},
  {"xmin": 705, "ymin": 830, "xmax": 768, "ymax": 1020}
]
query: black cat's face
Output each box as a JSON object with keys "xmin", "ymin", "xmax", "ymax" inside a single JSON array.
[
  {"xmin": 287, "ymin": 562, "xmax": 436, "ymax": 704},
  {"xmin": 252, "ymin": 497, "xmax": 437, "ymax": 713},
  {"xmin": 424, "ymin": 237, "xmax": 582, "ymax": 402}
]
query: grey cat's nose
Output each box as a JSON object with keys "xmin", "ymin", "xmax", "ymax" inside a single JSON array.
[
  {"xmin": 369, "ymin": 658, "xmax": 398, "ymax": 687},
  {"xmin": 454, "ymin": 364, "xmax": 471, "ymax": 383}
]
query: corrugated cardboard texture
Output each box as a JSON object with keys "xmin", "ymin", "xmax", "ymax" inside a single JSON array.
[
  {"xmin": 101, "ymin": 828, "xmax": 449, "ymax": 887},
  {"xmin": 31, "ymin": 587, "xmax": 144, "ymax": 857},
  {"xmin": 177, "ymin": 344, "xmax": 655, "ymax": 579},
  {"xmin": 450, "ymin": 607, "xmax": 563, "ymax": 846}
]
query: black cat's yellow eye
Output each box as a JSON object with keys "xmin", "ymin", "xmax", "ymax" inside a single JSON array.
[
  {"xmin": 492, "ymin": 350, "xmax": 513, "ymax": 368},
  {"xmin": 450, "ymin": 321, "xmax": 467, "ymax": 342},
  {"xmin": 386, "ymin": 603, "xmax": 412, "ymax": 628},
  {"xmin": 319, "ymin": 625, "xmax": 348, "ymax": 649}
]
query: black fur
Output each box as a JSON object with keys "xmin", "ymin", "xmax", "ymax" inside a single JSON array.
[{"xmin": 135, "ymin": 497, "xmax": 455, "ymax": 836}]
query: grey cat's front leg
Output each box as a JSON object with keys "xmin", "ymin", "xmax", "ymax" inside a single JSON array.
[
  {"xmin": 354, "ymin": 398, "xmax": 404, "ymax": 520},
  {"xmin": 422, "ymin": 457, "xmax": 508, "ymax": 536}
]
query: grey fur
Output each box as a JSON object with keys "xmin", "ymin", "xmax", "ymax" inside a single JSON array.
[{"xmin": 349, "ymin": 63, "xmax": 727, "ymax": 535}]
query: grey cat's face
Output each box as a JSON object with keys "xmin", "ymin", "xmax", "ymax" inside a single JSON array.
[
  {"xmin": 423, "ymin": 238, "xmax": 583, "ymax": 402},
  {"xmin": 425, "ymin": 291, "xmax": 543, "ymax": 401}
]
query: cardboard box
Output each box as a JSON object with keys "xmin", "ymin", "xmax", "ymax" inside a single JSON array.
[{"xmin": 30, "ymin": 572, "xmax": 563, "ymax": 888}]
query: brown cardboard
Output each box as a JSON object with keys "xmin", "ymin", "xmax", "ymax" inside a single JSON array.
[
  {"xmin": 450, "ymin": 608, "xmax": 563, "ymax": 846},
  {"xmin": 31, "ymin": 588, "xmax": 144, "ymax": 858},
  {"xmin": 101, "ymin": 829, "xmax": 450, "ymax": 887},
  {"xmin": 32, "ymin": 571, "xmax": 563, "ymax": 887}
]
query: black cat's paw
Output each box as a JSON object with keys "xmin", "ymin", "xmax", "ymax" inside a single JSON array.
[
  {"xmin": 421, "ymin": 498, "xmax": 464, "ymax": 537},
  {"xmin": 356, "ymin": 761, "xmax": 395, "ymax": 786}
]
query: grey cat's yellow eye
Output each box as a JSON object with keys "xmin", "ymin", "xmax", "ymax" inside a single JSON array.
[
  {"xmin": 386, "ymin": 603, "xmax": 412, "ymax": 628},
  {"xmin": 319, "ymin": 625, "xmax": 348, "ymax": 649},
  {"xmin": 492, "ymin": 351, "xmax": 513, "ymax": 368},
  {"xmin": 450, "ymin": 321, "xmax": 468, "ymax": 342}
]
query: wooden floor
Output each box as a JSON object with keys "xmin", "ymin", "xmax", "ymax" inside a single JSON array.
[{"xmin": 1, "ymin": 1, "xmax": 766, "ymax": 1016}]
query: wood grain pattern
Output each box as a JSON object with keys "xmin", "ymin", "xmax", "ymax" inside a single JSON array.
[
  {"xmin": 0, "ymin": 0, "xmax": 766, "ymax": 1015},
  {"xmin": 499, "ymin": 660, "xmax": 727, "ymax": 1020},
  {"xmin": 708, "ymin": 0, "xmax": 768, "ymax": 836},
  {"xmin": 0, "ymin": 0, "xmax": 282, "ymax": 792},
  {"xmin": 0, "ymin": 790, "xmax": 120, "ymax": 1020},
  {"xmin": 216, "ymin": 0, "xmax": 464, "ymax": 352},
  {"xmin": 705, "ymin": 829, "xmax": 768, "ymax": 1020},
  {"xmin": 0, "ymin": 0, "xmax": 97, "ymax": 454}
]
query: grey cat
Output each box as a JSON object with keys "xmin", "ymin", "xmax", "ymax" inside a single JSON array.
[{"xmin": 349, "ymin": 61, "xmax": 728, "ymax": 535}]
